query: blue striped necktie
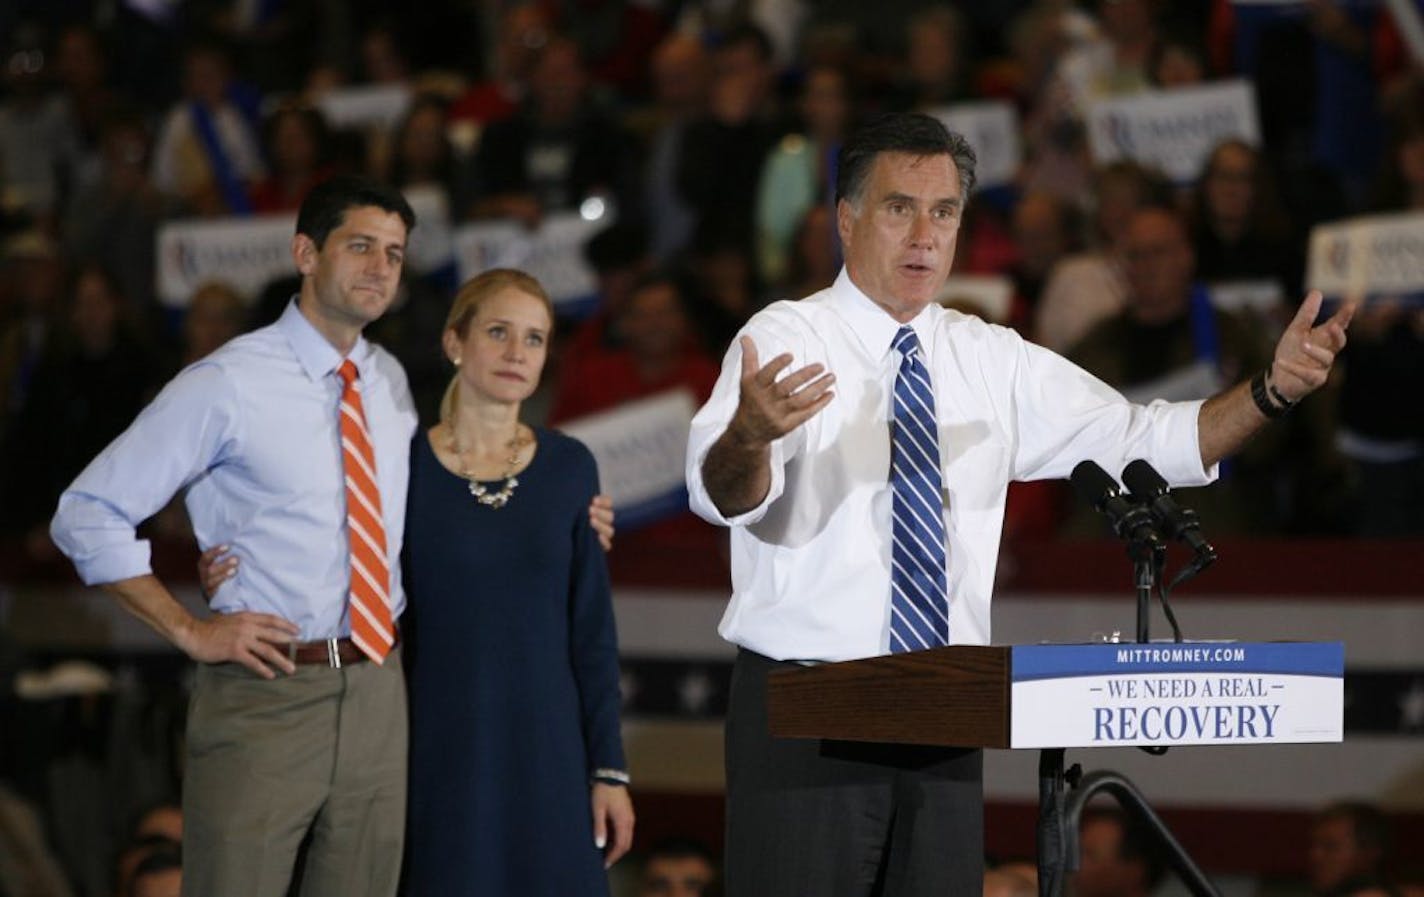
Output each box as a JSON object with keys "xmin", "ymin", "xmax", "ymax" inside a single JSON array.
[{"xmin": 889, "ymin": 326, "xmax": 950, "ymax": 652}]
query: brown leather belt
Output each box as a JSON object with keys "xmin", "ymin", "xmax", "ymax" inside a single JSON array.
[{"xmin": 289, "ymin": 632, "xmax": 399, "ymax": 668}]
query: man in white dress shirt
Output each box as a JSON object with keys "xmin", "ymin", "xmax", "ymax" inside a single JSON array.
[{"xmin": 685, "ymin": 113, "xmax": 1353, "ymax": 896}]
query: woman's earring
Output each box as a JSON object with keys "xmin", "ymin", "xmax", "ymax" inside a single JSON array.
[{"xmin": 453, "ymin": 357, "xmax": 462, "ymax": 366}]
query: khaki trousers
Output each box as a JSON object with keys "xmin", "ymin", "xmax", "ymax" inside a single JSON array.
[{"xmin": 181, "ymin": 647, "xmax": 407, "ymax": 897}]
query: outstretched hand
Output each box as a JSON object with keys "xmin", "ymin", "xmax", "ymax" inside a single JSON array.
[
  {"xmin": 1269, "ymin": 291, "xmax": 1355, "ymax": 403},
  {"xmin": 726, "ymin": 336, "xmax": 835, "ymax": 448}
]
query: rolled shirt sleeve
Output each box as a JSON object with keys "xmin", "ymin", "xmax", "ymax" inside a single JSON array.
[
  {"xmin": 51, "ymin": 362, "xmax": 238, "ymax": 585},
  {"xmin": 1005, "ymin": 336, "xmax": 1216, "ymax": 489}
]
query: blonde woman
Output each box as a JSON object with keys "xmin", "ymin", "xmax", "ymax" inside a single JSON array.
[{"xmin": 401, "ymin": 268, "xmax": 633, "ymax": 893}]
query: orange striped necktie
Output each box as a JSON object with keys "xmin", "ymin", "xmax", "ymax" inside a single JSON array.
[{"xmin": 337, "ymin": 359, "xmax": 394, "ymax": 664}]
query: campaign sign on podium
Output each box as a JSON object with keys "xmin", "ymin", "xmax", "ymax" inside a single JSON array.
[
  {"xmin": 1010, "ymin": 641, "xmax": 1343, "ymax": 748},
  {"xmin": 767, "ymin": 641, "xmax": 1343, "ymax": 750}
]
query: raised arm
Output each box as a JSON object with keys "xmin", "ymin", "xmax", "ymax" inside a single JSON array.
[
  {"xmin": 701, "ymin": 336, "xmax": 836, "ymax": 518},
  {"xmin": 1198, "ymin": 291, "xmax": 1354, "ymax": 469}
]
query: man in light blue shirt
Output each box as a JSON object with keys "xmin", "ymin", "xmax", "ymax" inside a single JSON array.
[{"xmin": 51, "ymin": 177, "xmax": 418, "ymax": 897}]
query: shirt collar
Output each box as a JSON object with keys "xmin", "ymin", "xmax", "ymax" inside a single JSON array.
[
  {"xmin": 277, "ymin": 298, "xmax": 373, "ymax": 383},
  {"xmin": 828, "ymin": 267, "xmax": 939, "ymax": 362}
]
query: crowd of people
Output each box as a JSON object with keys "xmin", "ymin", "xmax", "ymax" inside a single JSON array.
[{"xmin": 2, "ymin": 0, "xmax": 1422, "ymax": 557}]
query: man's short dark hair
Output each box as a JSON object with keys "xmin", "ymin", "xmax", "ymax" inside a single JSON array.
[
  {"xmin": 836, "ymin": 112, "xmax": 977, "ymax": 207},
  {"xmin": 295, "ymin": 176, "xmax": 416, "ymax": 250},
  {"xmin": 645, "ymin": 836, "xmax": 716, "ymax": 867}
]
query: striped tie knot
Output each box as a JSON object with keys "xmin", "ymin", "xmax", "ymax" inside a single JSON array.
[
  {"xmin": 338, "ymin": 358, "xmax": 359, "ymax": 388},
  {"xmin": 892, "ymin": 326, "xmax": 921, "ymax": 360}
]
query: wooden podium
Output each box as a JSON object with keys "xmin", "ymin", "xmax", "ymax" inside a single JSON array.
[
  {"xmin": 768, "ymin": 645, "xmax": 1014, "ymax": 748},
  {"xmin": 766, "ymin": 641, "xmax": 1344, "ymax": 897}
]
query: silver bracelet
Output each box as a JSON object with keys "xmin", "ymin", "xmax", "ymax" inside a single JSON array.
[{"xmin": 591, "ymin": 767, "xmax": 631, "ymax": 786}]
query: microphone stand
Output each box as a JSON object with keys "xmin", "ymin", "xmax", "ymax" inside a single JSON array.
[
  {"xmin": 1132, "ymin": 532, "xmax": 1166, "ymax": 644},
  {"xmin": 1037, "ymin": 465, "xmax": 1221, "ymax": 897}
]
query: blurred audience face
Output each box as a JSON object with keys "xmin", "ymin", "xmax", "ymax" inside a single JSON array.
[
  {"xmin": 1397, "ymin": 131, "xmax": 1424, "ymax": 197},
  {"xmin": 652, "ymin": 35, "xmax": 710, "ymax": 116},
  {"xmin": 100, "ymin": 119, "xmax": 152, "ymax": 193},
  {"xmin": 694, "ymin": 246, "xmax": 754, "ymax": 318},
  {"xmin": 1154, "ymin": 42, "xmax": 1204, "ymax": 87},
  {"xmin": 1098, "ymin": 0, "xmax": 1155, "ymax": 46},
  {"xmin": 621, "ymin": 280, "xmax": 688, "ymax": 366},
  {"xmin": 361, "ymin": 26, "xmax": 409, "ymax": 84},
  {"xmin": 55, "ymin": 26, "xmax": 105, "ymax": 93},
  {"xmin": 1203, "ymin": 142, "xmax": 1257, "ymax": 231},
  {"xmin": 839, "ymin": 152, "xmax": 964, "ymax": 317},
  {"xmin": 1073, "ymin": 815, "xmax": 1147, "ymax": 897},
  {"xmin": 1309, "ymin": 815, "xmax": 1381, "ymax": 895},
  {"xmin": 800, "ymin": 67, "xmax": 850, "ymax": 141},
  {"xmin": 131, "ymin": 867, "xmax": 181, "ymax": 897},
  {"xmin": 907, "ymin": 10, "xmax": 960, "ymax": 94},
  {"xmin": 496, "ymin": 4, "xmax": 550, "ymax": 83},
  {"xmin": 134, "ymin": 804, "xmax": 184, "ymax": 842},
  {"xmin": 640, "ymin": 853, "xmax": 715, "ymax": 897},
  {"xmin": 70, "ymin": 268, "xmax": 123, "ymax": 354},
  {"xmin": 185, "ymin": 283, "xmax": 247, "ymax": 362},
  {"xmin": 1012, "ymin": 192, "xmax": 1071, "ymax": 281},
  {"xmin": 984, "ymin": 863, "xmax": 1037, "ymax": 897},
  {"xmin": 710, "ymin": 37, "xmax": 772, "ymax": 124},
  {"xmin": 269, "ymin": 110, "xmax": 322, "ymax": 178},
  {"xmin": 396, "ymin": 101, "xmax": 450, "ymax": 183},
  {"xmin": 1096, "ymin": 169, "xmax": 1152, "ymax": 248},
  {"xmin": 530, "ymin": 38, "xmax": 588, "ymax": 124},
  {"xmin": 1123, "ymin": 208, "xmax": 1194, "ymax": 325},
  {"xmin": 791, "ymin": 204, "xmax": 839, "ymax": 292},
  {"xmin": 183, "ymin": 47, "xmax": 231, "ymax": 108}
]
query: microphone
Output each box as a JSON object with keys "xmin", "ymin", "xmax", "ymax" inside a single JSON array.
[
  {"xmin": 1070, "ymin": 460, "xmax": 1161, "ymax": 547},
  {"xmin": 1121, "ymin": 460, "xmax": 1217, "ymax": 564}
]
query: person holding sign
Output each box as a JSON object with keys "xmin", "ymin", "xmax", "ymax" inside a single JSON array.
[{"xmin": 685, "ymin": 112, "xmax": 1353, "ymax": 896}]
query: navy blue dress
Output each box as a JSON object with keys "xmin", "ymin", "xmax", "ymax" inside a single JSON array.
[{"xmin": 402, "ymin": 428, "xmax": 624, "ymax": 896}]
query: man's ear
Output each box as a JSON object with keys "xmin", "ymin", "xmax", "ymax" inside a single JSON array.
[
  {"xmin": 292, "ymin": 233, "xmax": 319, "ymax": 277},
  {"xmin": 836, "ymin": 198, "xmax": 854, "ymax": 249}
]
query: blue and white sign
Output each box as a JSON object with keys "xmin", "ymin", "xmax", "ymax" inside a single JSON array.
[
  {"xmin": 1306, "ymin": 211, "xmax": 1424, "ymax": 305},
  {"xmin": 558, "ymin": 389, "xmax": 696, "ymax": 529},
  {"xmin": 1086, "ymin": 80, "xmax": 1260, "ymax": 184},
  {"xmin": 453, "ymin": 207, "xmax": 612, "ymax": 312},
  {"xmin": 927, "ymin": 101, "xmax": 1021, "ymax": 191},
  {"xmin": 156, "ymin": 214, "xmax": 296, "ymax": 306},
  {"xmin": 156, "ymin": 187, "xmax": 457, "ymax": 305},
  {"xmin": 313, "ymin": 83, "xmax": 413, "ymax": 133},
  {"xmin": 1009, "ymin": 641, "xmax": 1343, "ymax": 748}
]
